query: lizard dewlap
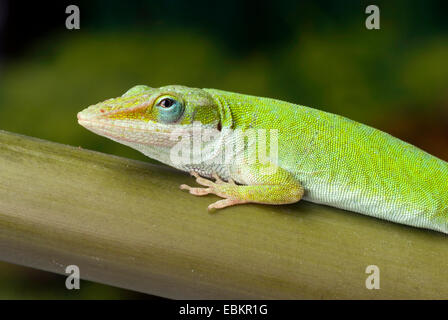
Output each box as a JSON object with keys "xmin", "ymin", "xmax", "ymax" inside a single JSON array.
[{"xmin": 78, "ymin": 85, "xmax": 448, "ymax": 234}]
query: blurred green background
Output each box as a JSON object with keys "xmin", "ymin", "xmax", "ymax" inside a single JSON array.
[{"xmin": 0, "ymin": 0, "xmax": 447, "ymax": 299}]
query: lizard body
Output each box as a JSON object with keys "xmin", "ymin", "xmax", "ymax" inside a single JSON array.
[{"xmin": 78, "ymin": 85, "xmax": 448, "ymax": 234}]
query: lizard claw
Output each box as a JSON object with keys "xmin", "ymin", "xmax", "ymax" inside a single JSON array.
[
  {"xmin": 182, "ymin": 172, "xmax": 246, "ymax": 210},
  {"xmin": 180, "ymin": 184, "xmax": 211, "ymax": 196},
  {"xmin": 208, "ymin": 199, "xmax": 246, "ymax": 211},
  {"xmin": 180, "ymin": 184, "xmax": 191, "ymax": 191}
]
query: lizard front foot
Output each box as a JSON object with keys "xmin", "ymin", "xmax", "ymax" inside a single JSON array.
[
  {"xmin": 180, "ymin": 172, "xmax": 246, "ymax": 211},
  {"xmin": 180, "ymin": 166, "xmax": 304, "ymax": 211}
]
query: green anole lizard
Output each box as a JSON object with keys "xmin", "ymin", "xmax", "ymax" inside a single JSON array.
[{"xmin": 78, "ymin": 85, "xmax": 448, "ymax": 234}]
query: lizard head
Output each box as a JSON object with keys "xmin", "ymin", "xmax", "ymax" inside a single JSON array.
[
  {"xmin": 77, "ymin": 85, "xmax": 223, "ymax": 165},
  {"xmin": 78, "ymin": 84, "xmax": 221, "ymax": 144}
]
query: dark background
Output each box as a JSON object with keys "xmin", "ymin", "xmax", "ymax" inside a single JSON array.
[{"xmin": 0, "ymin": 0, "xmax": 447, "ymax": 299}]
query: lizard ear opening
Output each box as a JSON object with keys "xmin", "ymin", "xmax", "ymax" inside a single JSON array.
[{"xmin": 212, "ymin": 93, "xmax": 234, "ymax": 130}]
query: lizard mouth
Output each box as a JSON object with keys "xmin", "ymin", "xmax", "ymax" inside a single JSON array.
[
  {"xmin": 77, "ymin": 116, "xmax": 191, "ymax": 147},
  {"xmin": 78, "ymin": 117, "xmax": 173, "ymax": 135}
]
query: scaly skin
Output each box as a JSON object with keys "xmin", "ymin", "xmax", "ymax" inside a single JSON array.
[{"xmin": 78, "ymin": 85, "xmax": 448, "ymax": 234}]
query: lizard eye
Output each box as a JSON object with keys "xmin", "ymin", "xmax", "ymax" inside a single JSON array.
[
  {"xmin": 154, "ymin": 95, "xmax": 184, "ymax": 123},
  {"xmin": 157, "ymin": 98, "xmax": 175, "ymax": 109}
]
